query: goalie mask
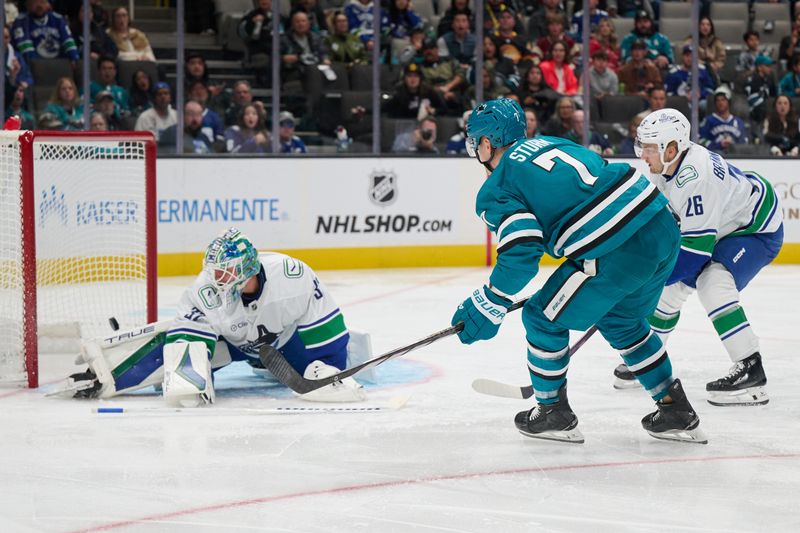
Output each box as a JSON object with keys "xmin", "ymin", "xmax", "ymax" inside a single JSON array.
[
  {"xmin": 203, "ymin": 228, "xmax": 260, "ymax": 294},
  {"xmin": 635, "ymin": 108, "xmax": 691, "ymax": 167}
]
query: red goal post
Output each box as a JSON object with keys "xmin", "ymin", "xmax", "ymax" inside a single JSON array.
[{"xmin": 0, "ymin": 131, "xmax": 157, "ymax": 388}]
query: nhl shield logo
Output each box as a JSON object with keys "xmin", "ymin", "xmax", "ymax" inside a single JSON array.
[{"xmin": 368, "ymin": 170, "xmax": 397, "ymax": 206}]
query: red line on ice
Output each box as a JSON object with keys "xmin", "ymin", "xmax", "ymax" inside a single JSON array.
[{"xmin": 68, "ymin": 452, "xmax": 800, "ymax": 532}]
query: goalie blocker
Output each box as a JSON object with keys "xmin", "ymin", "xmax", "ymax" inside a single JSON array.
[{"xmin": 66, "ymin": 321, "xmax": 372, "ymax": 404}]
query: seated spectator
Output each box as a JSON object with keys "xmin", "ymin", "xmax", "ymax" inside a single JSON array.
[
  {"xmin": 607, "ymin": 0, "xmax": 654, "ymax": 19},
  {"xmin": 699, "ymin": 86, "xmax": 748, "ymax": 154},
  {"xmin": 345, "ymin": 0, "xmax": 377, "ymax": 52},
  {"xmin": 527, "ymin": 0, "xmax": 565, "ymax": 42},
  {"xmin": 617, "ymin": 39, "xmax": 661, "ymax": 97},
  {"xmin": 89, "ymin": 56, "xmax": 130, "ymax": 113},
  {"xmin": 618, "ymin": 114, "xmax": 644, "ymax": 155},
  {"xmin": 490, "ymin": 7, "xmax": 531, "ymax": 65},
  {"xmin": 764, "ymin": 95, "xmax": 800, "ymax": 156},
  {"xmin": 419, "ymin": 38, "xmax": 467, "ymax": 115},
  {"xmin": 636, "ymin": 86, "xmax": 667, "ymax": 120},
  {"xmin": 292, "ymin": 0, "xmax": 328, "ymax": 36},
  {"xmin": 4, "ymin": 85, "xmax": 36, "ymax": 130},
  {"xmin": 570, "ymin": 0, "xmax": 609, "ymax": 43},
  {"xmin": 11, "ymin": 0, "xmax": 79, "ymax": 62},
  {"xmin": 89, "ymin": 111, "xmax": 108, "ymax": 131},
  {"xmin": 620, "ymin": 10, "xmax": 672, "ymax": 70},
  {"xmin": 238, "ymin": 0, "xmax": 283, "ymax": 87},
  {"xmin": 159, "ymin": 100, "xmax": 215, "ymax": 154},
  {"xmin": 446, "ymin": 110, "xmax": 471, "ymax": 154},
  {"xmin": 585, "ymin": 50, "xmax": 618, "ymax": 99},
  {"xmin": 477, "ymin": 35, "xmax": 520, "ymax": 93},
  {"xmin": 5, "ymin": 0, "xmax": 19, "ymax": 24},
  {"xmin": 187, "ymin": 79, "xmax": 225, "ymax": 144},
  {"xmin": 129, "ymin": 69, "xmax": 154, "ymax": 117},
  {"xmin": 466, "ymin": 65, "xmax": 512, "ymax": 106},
  {"xmin": 107, "ymin": 6, "xmax": 155, "ymax": 61},
  {"xmin": 745, "ymin": 55, "xmax": 777, "ymax": 125},
  {"xmin": 515, "ymin": 64, "xmax": 559, "ymax": 122},
  {"xmin": 779, "ymin": 19, "xmax": 800, "ymax": 66},
  {"xmin": 278, "ymin": 111, "xmax": 307, "ymax": 153},
  {"xmin": 386, "ymin": 62, "xmax": 446, "ymax": 119},
  {"xmin": 542, "ymin": 96, "xmax": 575, "ymax": 137},
  {"xmin": 397, "ymin": 27, "xmax": 426, "ymax": 66},
  {"xmin": 225, "ymin": 103, "xmax": 271, "ymax": 154},
  {"xmin": 183, "ymin": 52, "xmax": 226, "ymax": 108},
  {"xmin": 438, "ymin": 0, "xmax": 474, "ymax": 39},
  {"xmin": 280, "ymin": 10, "xmax": 331, "ymax": 110},
  {"xmin": 539, "ymin": 41, "xmax": 578, "ymax": 96},
  {"xmin": 70, "ymin": 3, "xmax": 117, "ymax": 61},
  {"xmin": 134, "ymin": 82, "xmax": 176, "ymax": 141},
  {"xmin": 383, "ymin": 0, "xmax": 423, "ymax": 41},
  {"xmin": 665, "ymin": 45, "xmax": 716, "ymax": 102},
  {"xmin": 325, "ymin": 10, "xmax": 368, "ymax": 65},
  {"xmin": 683, "ymin": 16, "xmax": 725, "ymax": 79},
  {"xmin": 484, "ymin": 0, "xmax": 525, "ymax": 36},
  {"xmin": 3, "ymin": 25, "xmax": 33, "ymax": 89},
  {"xmin": 524, "ymin": 106, "xmax": 539, "ymax": 137},
  {"xmin": 779, "ymin": 55, "xmax": 800, "ymax": 97},
  {"xmin": 589, "ymin": 17, "xmax": 621, "ymax": 72},
  {"xmin": 566, "ymin": 109, "xmax": 613, "ymax": 155},
  {"xmin": 391, "ymin": 116, "xmax": 439, "ymax": 153},
  {"xmin": 92, "ymin": 90, "xmax": 124, "ymax": 130},
  {"xmin": 438, "ymin": 12, "xmax": 476, "ymax": 67},
  {"xmin": 224, "ymin": 81, "xmax": 265, "ymax": 127},
  {"xmin": 534, "ymin": 13, "xmax": 577, "ymax": 63},
  {"xmin": 737, "ymin": 31, "xmax": 766, "ymax": 78},
  {"xmin": 41, "ymin": 76, "xmax": 83, "ymax": 130}
]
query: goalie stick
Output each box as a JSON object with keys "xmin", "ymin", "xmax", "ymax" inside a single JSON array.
[
  {"xmin": 259, "ymin": 299, "xmax": 528, "ymax": 394},
  {"xmin": 471, "ymin": 325, "xmax": 598, "ymax": 399}
]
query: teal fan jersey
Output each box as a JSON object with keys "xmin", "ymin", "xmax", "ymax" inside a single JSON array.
[{"xmin": 477, "ymin": 136, "xmax": 668, "ymax": 296}]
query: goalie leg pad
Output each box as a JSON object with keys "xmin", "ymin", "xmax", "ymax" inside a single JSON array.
[
  {"xmin": 163, "ymin": 342, "xmax": 215, "ymax": 407},
  {"xmin": 299, "ymin": 360, "xmax": 367, "ymax": 403},
  {"xmin": 347, "ymin": 329, "xmax": 376, "ymax": 384}
]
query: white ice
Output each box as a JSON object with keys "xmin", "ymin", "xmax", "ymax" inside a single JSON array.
[{"xmin": 1, "ymin": 266, "xmax": 799, "ymax": 532}]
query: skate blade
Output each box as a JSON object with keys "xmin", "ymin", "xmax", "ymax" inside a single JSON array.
[
  {"xmin": 646, "ymin": 427, "xmax": 708, "ymax": 445},
  {"xmin": 518, "ymin": 427, "xmax": 585, "ymax": 444},
  {"xmin": 707, "ymin": 387, "xmax": 769, "ymax": 407},
  {"xmin": 613, "ymin": 378, "xmax": 641, "ymax": 390},
  {"xmin": 44, "ymin": 379, "xmax": 94, "ymax": 398}
]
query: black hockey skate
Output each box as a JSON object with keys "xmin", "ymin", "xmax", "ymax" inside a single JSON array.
[
  {"xmin": 613, "ymin": 363, "xmax": 640, "ymax": 390},
  {"xmin": 70, "ymin": 369, "xmax": 102, "ymax": 399},
  {"xmin": 642, "ymin": 379, "xmax": 707, "ymax": 444},
  {"xmin": 706, "ymin": 353, "xmax": 768, "ymax": 406},
  {"xmin": 514, "ymin": 382, "xmax": 584, "ymax": 443}
]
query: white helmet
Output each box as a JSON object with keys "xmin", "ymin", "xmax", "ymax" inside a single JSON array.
[{"xmin": 635, "ymin": 108, "xmax": 691, "ymax": 167}]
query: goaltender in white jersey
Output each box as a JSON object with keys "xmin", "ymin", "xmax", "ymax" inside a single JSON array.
[
  {"xmin": 614, "ymin": 109, "xmax": 783, "ymax": 406},
  {"xmin": 67, "ymin": 228, "xmax": 369, "ymax": 404}
]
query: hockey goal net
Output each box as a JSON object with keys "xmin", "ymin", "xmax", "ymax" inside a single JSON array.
[{"xmin": 0, "ymin": 131, "xmax": 157, "ymax": 388}]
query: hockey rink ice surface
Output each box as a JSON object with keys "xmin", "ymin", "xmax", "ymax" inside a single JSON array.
[{"xmin": 1, "ymin": 265, "xmax": 799, "ymax": 532}]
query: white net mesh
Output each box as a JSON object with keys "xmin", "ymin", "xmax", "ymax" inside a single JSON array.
[
  {"xmin": 0, "ymin": 133, "xmax": 152, "ymax": 384},
  {"xmin": 0, "ymin": 135, "xmax": 26, "ymax": 381}
]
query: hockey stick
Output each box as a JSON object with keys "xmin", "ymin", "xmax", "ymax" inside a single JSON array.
[
  {"xmin": 471, "ymin": 325, "xmax": 599, "ymax": 400},
  {"xmin": 259, "ymin": 299, "xmax": 529, "ymax": 394}
]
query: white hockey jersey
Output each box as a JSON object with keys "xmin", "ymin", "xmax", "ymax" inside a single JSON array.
[
  {"xmin": 650, "ymin": 143, "xmax": 782, "ymax": 262},
  {"xmin": 169, "ymin": 253, "xmax": 348, "ymax": 368}
]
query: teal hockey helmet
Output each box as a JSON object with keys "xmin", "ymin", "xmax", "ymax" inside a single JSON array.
[
  {"xmin": 203, "ymin": 228, "xmax": 260, "ymax": 293},
  {"xmin": 465, "ymin": 98, "xmax": 526, "ymax": 157}
]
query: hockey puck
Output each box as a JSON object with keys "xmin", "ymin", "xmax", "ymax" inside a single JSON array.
[{"xmin": 108, "ymin": 317, "xmax": 120, "ymax": 331}]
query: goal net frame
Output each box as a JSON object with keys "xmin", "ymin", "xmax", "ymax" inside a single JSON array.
[{"xmin": 7, "ymin": 130, "xmax": 157, "ymax": 388}]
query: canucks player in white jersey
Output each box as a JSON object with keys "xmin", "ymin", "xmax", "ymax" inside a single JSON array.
[
  {"xmin": 613, "ymin": 109, "xmax": 783, "ymax": 406},
  {"xmin": 451, "ymin": 99, "xmax": 706, "ymax": 444},
  {"xmin": 67, "ymin": 228, "xmax": 367, "ymax": 404}
]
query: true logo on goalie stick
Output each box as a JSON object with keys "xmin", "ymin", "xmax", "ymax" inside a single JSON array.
[{"xmin": 368, "ymin": 170, "xmax": 397, "ymax": 206}]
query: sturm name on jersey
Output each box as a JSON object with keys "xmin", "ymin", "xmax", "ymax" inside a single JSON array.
[{"xmin": 315, "ymin": 214, "xmax": 452, "ymax": 234}]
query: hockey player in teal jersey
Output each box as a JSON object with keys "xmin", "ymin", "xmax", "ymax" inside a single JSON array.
[{"xmin": 451, "ymin": 98, "xmax": 707, "ymax": 444}]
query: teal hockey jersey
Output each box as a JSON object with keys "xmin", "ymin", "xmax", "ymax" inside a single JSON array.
[{"xmin": 478, "ymin": 136, "xmax": 668, "ymax": 296}]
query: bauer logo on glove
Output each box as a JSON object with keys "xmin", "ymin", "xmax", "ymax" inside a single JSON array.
[{"xmin": 451, "ymin": 285, "xmax": 512, "ymax": 344}]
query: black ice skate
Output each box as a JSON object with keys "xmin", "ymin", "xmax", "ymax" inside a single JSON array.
[
  {"xmin": 642, "ymin": 379, "xmax": 707, "ymax": 444},
  {"xmin": 706, "ymin": 353, "xmax": 768, "ymax": 406},
  {"xmin": 44, "ymin": 368, "xmax": 102, "ymax": 398},
  {"xmin": 613, "ymin": 363, "xmax": 640, "ymax": 390},
  {"xmin": 514, "ymin": 382, "xmax": 584, "ymax": 443}
]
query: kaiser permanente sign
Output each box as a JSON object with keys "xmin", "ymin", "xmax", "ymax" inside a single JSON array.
[{"xmin": 156, "ymin": 157, "xmax": 800, "ymax": 276}]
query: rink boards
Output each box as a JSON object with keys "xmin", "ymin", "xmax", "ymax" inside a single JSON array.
[{"xmin": 155, "ymin": 157, "xmax": 800, "ymax": 275}]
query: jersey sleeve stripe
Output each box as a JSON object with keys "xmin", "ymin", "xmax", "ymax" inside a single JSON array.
[
  {"xmin": 303, "ymin": 329, "xmax": 349, "ymax": 350},
  {"xmin": 680, "ymin": 234, "xmax": 716, "ymax": 254},
  {"xmin": 298, "ymin": 308, "xmax": 342, "ymax": 329},
  {"xmin": 681, "ymin": 228, "xmax": 717, "ymax": 236},
  {"xmin": 497, "ymin": 212, "xmax": 538, "ymax": 238},
  {"xmin": 564, "ymin": 184, "xmax": 660, "ymax": 258},
  {"xmin": 166, "ymin": 327, "xmax": 218, "ymax": 342},
  {"xmin": 297, "ymin": 312, "xmax": 347, "ymax": 347},
  {"xmin": 554, "ymin": 167, "xmax": 638, "ymax": 252},
  {"xmin": 497, "ymin": 230, "xmax": 544, "ymax": 254}
]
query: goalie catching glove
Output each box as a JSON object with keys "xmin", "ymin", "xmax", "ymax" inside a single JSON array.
[{"xmin": 451, "ymin": 285, "xmax": 512, "ymax": 344}]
